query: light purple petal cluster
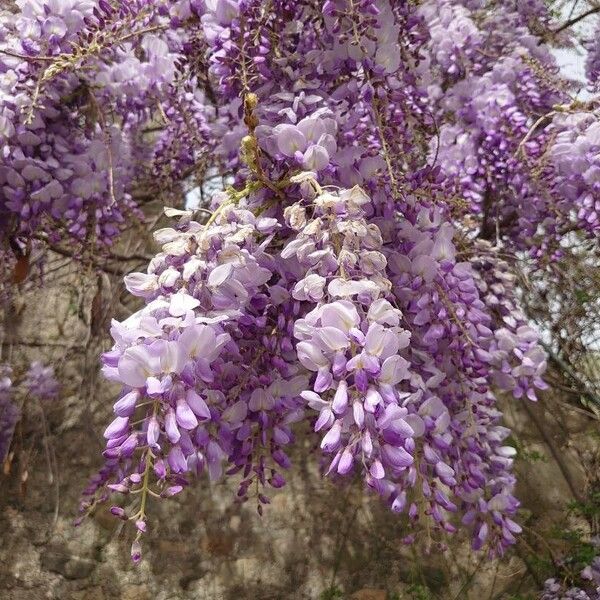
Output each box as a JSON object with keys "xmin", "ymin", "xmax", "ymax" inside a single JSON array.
[
  {"xmin": 23, "ymin": 361, "xmax": 59, "ymax": 400},
  {"xmin": 585, "ymin": 18, "xmax": 600, "ymax": 92},
  {"xmin": 0, "ymin": 0, "xmax": 190, "ymax": 288},
  {"xmin": 542, "ymin": 554, "xmax": 600, "ymax": 600}
]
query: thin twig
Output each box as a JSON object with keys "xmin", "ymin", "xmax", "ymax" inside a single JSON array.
[
  {"xmin": 541, "ymin": 341, "xmax": 600, "ymax": 408},
  {"xmin": 521, "ymin": 399, "xmax": 586, "ymax": 504},
  {"xmin": 451, "ymin": 553, "xmax": 488, "ymax": 600},
  {"xmin": 37, "ymin": 399, "xmax": 60, "ymax": 532},
  {"xmin": 0, "ymin": 48, "xmax": 55, "ymax": 61}
]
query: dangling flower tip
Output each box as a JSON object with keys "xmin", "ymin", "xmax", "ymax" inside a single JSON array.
[
  {"xmin": 130, "ymin": 539, "xmax": 142, "ymax": 564},
  {"xmin": 110, "ymin": 506, "xmax": 127, "ymax": 520}
]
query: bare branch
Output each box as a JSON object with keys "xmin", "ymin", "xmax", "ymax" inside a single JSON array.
[{"xmin": 553, "ymin": 5, "xmax": 600, "ymax": 34}]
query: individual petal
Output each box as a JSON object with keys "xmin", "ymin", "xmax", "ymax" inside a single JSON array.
[
  {"xmin": 207, "ymin": 263, "xmax": 234, "ymax": 287},
  {"xmin": 365, "ymin": 324, "xmax": 393, "ymax": 357},
  {"xmin": 222, "ymin": 400, "xmax": 248, "ymax": 424},
  {"xmin": 158, "ymin": 340, "xmax": 186, "ymax": 375},
  {"xmin": 314, "ymin": 367, "xmax": 333, "ymax": 392},
  {"xmin": 292, "ymin": 274, "xmax": 326, "ymax": 302},
  {"xmin": 104, "ymin": 416, "xmax": 129, "ymax": 439},
  {"xmin": 168, "ymin": 445, "xmax": 188, "ymax": 473},
  {"xmin": 381, "ymin": 444, "xmax": 413, "ymax": 469},
  {"xmin": 302, "ymin": 144, "xmax": 330, "ymax": 171},
  {"xmin": 165, "ymin": 408, "xmax": 181, "ymax": 443},
  {"xmin": 353, "ymin": 401, "xmax": 365, "ymax": 428},
  {"xmin": 315, "ymin": 407, "xmax": 334, "ymax": 431},
  {"xmin": 176, "ymin": 397, "xmax": 199, "ymax": 429},
  {"xmin": 169, "ymin": 291, "xmax": 200, "ymax": 317},
  {"xmin": 379, "ymin": 355, "xmax": 410, "ymax": 386},
  {"xmin": 178, "ymin": 324, "xmax": 218, "ymax": 361},
  {"xmin": 370, "ymin": 459, "xmax": 385, "ymax": 479},
  {"xmin": 249, "ymin": 388, "xmax": 276, "ymax": 411},
  {"xmin": 186, "ymin": 390, "xmax": 212, "ymax": 420},
  {"xmin": 300, "ymin": 390, "xmax": 328, "ymax": 410},
  {"xmin": 124, "ymin": 272, "xmax": 159, "ymax": 298},
  {"xmin": 118, "ymin": 345, "xmax": 160, "ymax": 387},
  {"xmin": 275, "ymin": 124, "xmax": 307, "ymax": 156},
  {"xmin": 113, "ymin": 390, "xmax": 140, "ymax": 417},
  {"xmin": 320, "ymin": 301, "xmax": 360, "ymax": 332},
  {"xmin": 331, "ymin": 380, "xmax": 348, "ymax": 415},
  {"xmin": 367, "ymin": 299, "xmax": 401, "ymax": 326},
  {"xmin": 147, "ymin": 416, "xmax": 160, "ymax": 447},
  {"xmin": 317, "ymin": 326, "xmax": 350, "ymax": 352},
  {"xmin": 320, "ymin": 420, "xmax": 342, "ymax": 452},
  {"xmin": 337, "ymin": 447, "xmax": 354, "ymax": 474},
  {"xmin": 404, "ymin": 414, "xmax": 425, "ymax": 437},
  {"xmin": 296, "ymin": 341, "xmax": 329, "ymax": 371},
  {"xmin": 297, "ymin": 116, "xmax": 326, "ymax": 143}
]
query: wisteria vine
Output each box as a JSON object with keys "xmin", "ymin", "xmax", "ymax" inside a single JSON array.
[{"xmin": 0, "ymin": 0, "xmax": 599, "ymax": 571}]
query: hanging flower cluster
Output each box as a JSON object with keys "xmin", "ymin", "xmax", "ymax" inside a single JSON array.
[{"xmin": 82, "ymin": 151, "xmax": 532, "ymax": 560}]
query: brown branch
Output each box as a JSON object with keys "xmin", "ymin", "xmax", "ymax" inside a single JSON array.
[
  {"xmin": 46, "ymin": 244, "xmax": 125, "ymax": 276},
  {"xmin": 107, "ymin": 250, "xmax": 154, "ymax": 262},
  {"xmin": 553, "ymin": 6, "xmax": 600, "ymax": 34},
  {"xmin": 0, "ymin": 340, "xmax": 86, "ymax": 350},
  {"xmin": 541, "ymin": 341, "xmax": 600, "ymax": 408},
  {"xmin": 33, "ymin": 235, "xmax": 140, "ymax": 277},
  {"xmin": 0, "ymin": 48, "xmax": 55, "ymax": 62},
  {"xmin": 116, "ymin": 25, "xmax": 166, "ymax": 45}
]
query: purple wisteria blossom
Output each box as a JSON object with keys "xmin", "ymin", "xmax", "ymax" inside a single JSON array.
[
  {"xmin": 1, "ymin": 0, "xmax": 596, "ymax": 567},
  {"xmin": 24, "ymin": 361, "xmax": 59, "ymax": 400}
]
